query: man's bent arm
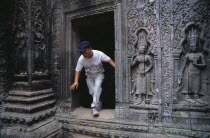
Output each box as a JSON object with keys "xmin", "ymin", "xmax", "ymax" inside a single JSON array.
[
  {"xmin": 74, "ymin": 71, "xmax": 80, "ymax": 83},
  {"xmin": 108, "ymin": 59, "xmax": 115, "ymax": 68},
  {"xmin": 70, "ymin": 71, "xmax": 80, "ymax": 91}
]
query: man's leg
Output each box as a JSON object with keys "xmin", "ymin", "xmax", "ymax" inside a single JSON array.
[
  {"xmin": 86, "ymin": 77, "xmax": 95, "ymax": 96},
  {"xmin": 86, "ymin": 77, "xmax": 99, "ymax": 116},
  {"xmin": 86, "ymin": 74, "xmax": 104, "ymax": 116},
  {"xmin": 93, "ymin": 73, "xmax": 104, "ymax": 109}
]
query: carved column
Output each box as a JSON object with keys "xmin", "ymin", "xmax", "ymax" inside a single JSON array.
[
  {"xmin": 173, "ymin": 53, "xmax": 180, "ymax": 104},
  {"xmin": 52, "ymin": 0, "xmax": 63, "ymax": 99},
  {"xmin": 1, "ymin": 0, "xmax": 56, "ymax": 132}
]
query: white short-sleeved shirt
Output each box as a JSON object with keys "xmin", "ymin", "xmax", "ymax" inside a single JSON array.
[{"xmin": 75, "ymin": 50, "xmax": 111, "ymax": 76}]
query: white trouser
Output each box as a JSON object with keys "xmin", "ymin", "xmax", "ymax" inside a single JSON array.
[{"xmin": 86, "ymin": 73, "xmax": 104, "ymax": 108}]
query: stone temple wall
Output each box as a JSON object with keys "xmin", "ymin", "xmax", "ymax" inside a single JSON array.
[
  {"xmin": 54, "ymin": 0, "xmax": 210, "ymax": 137},
  {"xmin": 0, "ymin": 0, "xmax": 210, "ymax": 137},
  {"xmin": 122, "ymin": 0, "xmax": 210, "ymax": 132}
]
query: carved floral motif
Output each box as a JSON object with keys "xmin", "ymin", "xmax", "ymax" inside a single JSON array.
[
  {"xmin": 63, "ymin": 0, "xmax": 115, "ymax": 11},
  {"xmin": 127, "ymin": 0, "xmax": 157, "ymax": 55},
  {"xmin": 173, "ymin": 0, "xmax": 209, "ymax": 50},
  {"xmin": 159, "ymin": 0, "xmax": 174, "ymax": 116}
]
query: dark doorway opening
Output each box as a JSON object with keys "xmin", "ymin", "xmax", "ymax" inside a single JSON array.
[{"xmin": 72, "ymin": 11, "xmax": 115, "ymax": 109}]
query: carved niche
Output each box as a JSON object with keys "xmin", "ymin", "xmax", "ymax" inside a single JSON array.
[
  {"xmin": 172, "ymin": 0, "xmax": 210, "ymax": 108},
  {"xmin": 127, "ymin": 0, "xmax": 158, "ymax": 107},
  {"xmin": 177, "ymin": 23, "xmax": 209, "ymax": 106},
  {"xmin": 130, "ymin": 28, "xmax": 157, "ymax": 105}
]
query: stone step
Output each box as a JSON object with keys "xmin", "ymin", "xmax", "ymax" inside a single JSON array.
[
  {"xmin": 5, "ymin": 93, "xmax": 55, "ymax": 104},
  {"xmin": 4, "ymin": 99, "xmax": 56, "ymax": 113},
  {"xmin": 1, "ymin": 106, "xmax": 56, "ymax": 125},
  {"xmin": 9, "ymin": 88, "xmax": 53, "ymax": 97},
  {"xmin": 62, "ymin": 121, "xmax": 167, "ymax": 138},
  {"xmin": 14, "ymin": 74, "xmax": 50, "ymax": 81},
  {"xmin": 58, "ymin": 115, "xmax": 210, "ymax": 138},
  {"xmin": 11, "ymin": 80, "xmax": 52, "ymax": 91},
  {"xmin": 57, "ymin": 116, "xmax": 150, "ymax": 135}
]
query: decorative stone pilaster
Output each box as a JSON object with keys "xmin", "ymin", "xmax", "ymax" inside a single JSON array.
[
  {"xmin": 52, "ymin": 0, "xmax": 63, "ymax": 99},
  {"xmin": 159, "ymin": 0, "xmax": 174, "ymax": 121},
  {"xmin": 124, "ymin": 0, "xmax": 160, "ymax": 124}
]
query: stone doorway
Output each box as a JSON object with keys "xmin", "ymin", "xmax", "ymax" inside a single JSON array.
[{"xmin": 71, "ymin": 11, "xmax": 115, "ymax": 110}]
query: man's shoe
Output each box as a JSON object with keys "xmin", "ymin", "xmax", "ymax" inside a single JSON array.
[
  {"xmin": 97, "ymin": 101, "xmax": 102, "ymax": 110},
  {"xmin": 92, "ymin": 108, "xmax": 99, "ymax": 117}
]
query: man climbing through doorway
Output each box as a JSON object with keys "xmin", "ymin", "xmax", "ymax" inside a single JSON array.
[{"xmin": 70, "ymin": 41, "xmax": 115, "ymax": 117}]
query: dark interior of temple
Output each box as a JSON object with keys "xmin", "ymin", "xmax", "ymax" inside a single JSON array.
[{"xmin": 72, "ymin": 11, "xmax": 115, "ymax": 109}]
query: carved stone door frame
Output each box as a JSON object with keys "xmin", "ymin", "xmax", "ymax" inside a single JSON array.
[{"xmin": 61, "ymin": 1, "xmax": 128, "ymax": 110}]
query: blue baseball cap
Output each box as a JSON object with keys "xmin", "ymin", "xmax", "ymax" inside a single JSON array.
[{"xmin": 79, "ymin": 41, "xmax": 91, "ymax": 52}]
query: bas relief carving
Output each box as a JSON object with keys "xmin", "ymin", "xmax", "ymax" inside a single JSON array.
[
  {"xmin": 127, "ymin": 0, "xmax": 158, "ymax": 107},
  {"xmin": 14, "ymin": 0, "xmax": 27, "ymax": 75},
  {"xmin": 178, "ymin": 23, "xmax": 209, "ymax": 106},
  {"xmin": 14, "ymin": 0, "xmax": 49, "ymax": 75},
  {"xmin": 130, "ymin": 28, "xmax": 157, "ymax": 105},
  {"xmin": 15, "ymin": 24, "xmax": 27, "ymax": 75},
  {"xmin": 33, "ymin": 1, "xmax": 48, "ymax": 75}
]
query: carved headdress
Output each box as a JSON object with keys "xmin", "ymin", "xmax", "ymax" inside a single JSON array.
[
  {"xmin": 180, "ymin": 23, "xmax": 208, "ymax": 54},
  {"xmin": 133, "ymin": 27, "xmax": 152, "ymax": 55}
]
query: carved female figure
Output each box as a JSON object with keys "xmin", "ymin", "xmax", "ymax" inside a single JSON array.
[
  {"xmin": 33, "ymin": 9, "xmax": 48, "ymax": 75},
  {"xmin": 15, "ymin": 24, "xmax": 27, "ymax": 75},
  {"xmin": 14, "ymin": 3, "xmax": 28, "ymax": 75},
  {"xmin": 131, "ymin": 29, "xmax": 154, "ymax": 105},
  {"xmin": 179, "ymin": 25, "xmax": 207, "ymax": 105}
]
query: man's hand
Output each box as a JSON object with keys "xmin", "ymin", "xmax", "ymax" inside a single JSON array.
[
  {"xmin": 70, "ymin": 82, "xmax": 79, "ymax": 91},
  {"xmin": 70, "ymin": 71, "xmax": 80, "ymax": 91}
]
